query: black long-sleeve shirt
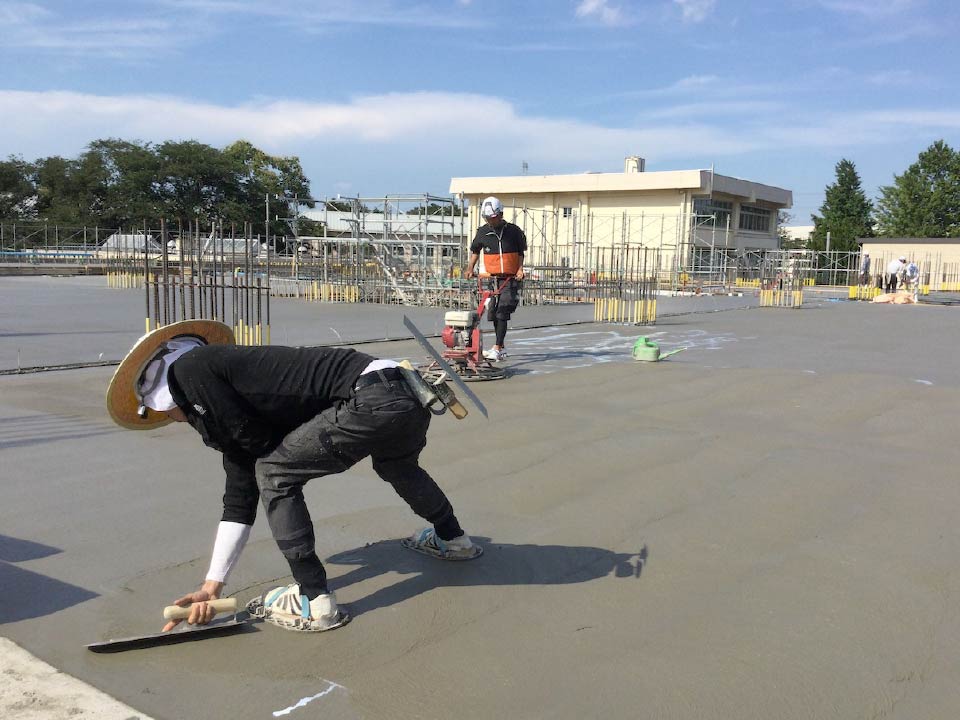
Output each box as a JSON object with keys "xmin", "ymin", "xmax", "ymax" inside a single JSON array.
[{"xmin": 168, "ymin": 345, "xmax": 373, "ymax": 525}]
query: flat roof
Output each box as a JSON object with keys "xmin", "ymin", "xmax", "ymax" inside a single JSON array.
[{"xmin": 450, "ymin": 169, "xmax": 792, "ymax": 207}]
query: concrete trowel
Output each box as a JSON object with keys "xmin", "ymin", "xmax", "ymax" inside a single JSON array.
[{"xmin": 87, "ymin": 598, "xmax": 250, "ymax": 653}]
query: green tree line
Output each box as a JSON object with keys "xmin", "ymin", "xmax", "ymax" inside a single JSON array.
[
  {"xmin": 0, "ymin": 138, "xmax": 312, "ymax": 234},
  {"xmin": 810, "ymin": 139, "xmax": 960, "ymax": 252}
]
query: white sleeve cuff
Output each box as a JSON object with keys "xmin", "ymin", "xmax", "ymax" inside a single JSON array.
[{"xmin": 205, "ymin": 521, "xmax": 252, "ymax": 584}]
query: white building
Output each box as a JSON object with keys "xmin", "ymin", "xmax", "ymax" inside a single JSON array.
[{"xmin": 450, "ymin": 157, "xmax": 793, "ymax": 274}]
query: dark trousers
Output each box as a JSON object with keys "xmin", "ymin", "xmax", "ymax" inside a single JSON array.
[
  {"xmin": 255, "ymin": 375, "xmax": 461, "ymax": 597},
  {"xmin": 486, "ymin": 276, "xmax": 521, "ymax": 347}
]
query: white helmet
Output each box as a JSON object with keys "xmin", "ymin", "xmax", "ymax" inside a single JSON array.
[{"xmin": 480, "ymin": 196, "xmax": 503, "ymax": 218}]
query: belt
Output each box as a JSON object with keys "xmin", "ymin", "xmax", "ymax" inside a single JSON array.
[{"xmin": 353, "ymin": 367, "xmax": 407, "ymax": 393}]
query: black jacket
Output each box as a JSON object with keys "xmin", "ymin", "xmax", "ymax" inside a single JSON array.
[
  {"xmin": 168, "ymin": 345, "xmax": 373, "ymax": 525},
  {"xmin": 470, "ymin": 221, "xmax": 526, "ymax": 276}
]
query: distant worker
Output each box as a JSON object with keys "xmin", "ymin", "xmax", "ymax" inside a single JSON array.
[
  {"xmin": 859, "ymin": 253, "xmax": 871, "ymax": 286},
  {"xmin": 885, "ymin": 256, "xmax": 905, "ymax": 293},
  {"xmin": 465, "ymin": 196, "xmax": 527, "ymax": 362},
  {"xmin": 903, "ymin": 259, "xmax": 921, "ymax": 301}
]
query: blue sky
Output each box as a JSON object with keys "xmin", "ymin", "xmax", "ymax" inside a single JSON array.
[{"xmin": 1, "ymin": 0, "xmax": 958, "ymax": 222}]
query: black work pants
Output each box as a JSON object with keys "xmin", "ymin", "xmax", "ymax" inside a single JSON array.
[{"xmin": 255, "ymin": 374, "xmax": 461, "ymax": 597}]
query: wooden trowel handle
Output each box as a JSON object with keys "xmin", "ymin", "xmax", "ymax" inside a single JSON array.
[{"xmin": 162, "ymin": 597, "xmax": 238, "ymax": 620}]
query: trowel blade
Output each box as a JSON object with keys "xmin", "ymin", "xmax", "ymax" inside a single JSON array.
[
  {"xmin": 402, "ymin": 315, "xmax": 488, "ymax": 419},
  {"xmin": 86, "ymin": 615, "xmax": 250, "ymax": 653}
]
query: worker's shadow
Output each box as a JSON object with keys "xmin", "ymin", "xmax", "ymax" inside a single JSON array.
[
  {"xmin": 326, "ymin": 538, "xmax": 647, "ymax": 617},
  {"xmin": 0, "ymin": 534, "xmax": 98, "ymax": 624}
]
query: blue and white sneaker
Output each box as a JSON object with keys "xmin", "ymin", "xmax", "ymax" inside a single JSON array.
[
  {"xmin": 401, "ymin": 528, "xmax": 483, "ymax": 560},
  {"xmin": 246, "ymin": 584, "xmax": 350, "ymax": 632}
]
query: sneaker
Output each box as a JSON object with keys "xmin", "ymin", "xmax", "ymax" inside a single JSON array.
[
  {"xmin": 401, "ymin": 528, "xmax": 483, "ymax": 561},
  {"xmin": 245, "ymin": 584, "xmax": 350, "ymax": 632},
  {"xmin": 483, "ymin": 347, "xmax": 506, "ymax": 362}
]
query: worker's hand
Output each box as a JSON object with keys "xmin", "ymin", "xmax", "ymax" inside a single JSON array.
[
  {"xmin": 465, "ymin": 267, "xmax": 475, "ymax": 279},
  {"xmin": 161, "ymin": 581, "xmax": 223, "ymax": 632},
  {"xmin": 515, "ymin": 268, "xmax": 525, "ymax": 280}
]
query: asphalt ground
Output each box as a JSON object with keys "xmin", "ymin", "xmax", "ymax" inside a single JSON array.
[{"xmin": 3, "ymin": 277, "xmax": 959, "ymax": 719}]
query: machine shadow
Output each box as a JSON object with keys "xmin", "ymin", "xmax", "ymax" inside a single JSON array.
[
  {"xmin": 327, "ymin": 537, "xmax": 647, "ymax": 618},
  {"xmin": 0, "ymin": 534, "xmax": 98, "ymax": 624}
]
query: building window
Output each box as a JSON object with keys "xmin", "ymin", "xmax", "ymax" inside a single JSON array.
[
  {"xmin": 693, "ymin": 198, "xmax": 733, "ymax": 227},
  {"xmin": 738, "ymin": 204, "xmax": 772, "ymax": 233},
  {"xmin": 426, "ymin": 246, "xmax": 435, "ymax": 258},
  {"xmin": 562, "ymin": 207, "xmax": 573, "ymax": 218}
]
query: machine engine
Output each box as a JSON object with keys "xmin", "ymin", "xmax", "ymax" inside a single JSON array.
[{"xmin": 442, "ymin": 310, "xmax": 478, "ymax": 350}]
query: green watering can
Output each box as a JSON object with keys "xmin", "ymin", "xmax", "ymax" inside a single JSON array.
[{"xmin": 633, "ymin": 336, "xmax": 686, "ymax": 362}]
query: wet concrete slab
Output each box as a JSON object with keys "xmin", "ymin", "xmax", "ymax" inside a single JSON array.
[
  {"xmin": 0, "ymin": 275, "xmax": 761, "ymax": 371},
  {"xmin": 3, "ymin": 281, "xmax": 960, "ymax": 719}
]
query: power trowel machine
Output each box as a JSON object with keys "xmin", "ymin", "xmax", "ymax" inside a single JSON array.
[{"xmin": 437, "ymin": 277, "xmax": 511, "ymax": 381}]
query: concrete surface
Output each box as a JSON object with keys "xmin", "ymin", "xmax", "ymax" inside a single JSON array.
[
  {"xmin": 3, "ymin": 278, "xmax": 960, "ymax": 719},
  {"xmin": 0, "ymin": 275, "xmax": 758, "ymax": 371}
]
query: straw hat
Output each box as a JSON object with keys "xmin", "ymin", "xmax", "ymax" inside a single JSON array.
[{"xmin": 106, "ymin": 319, "xmax": 234, "ymax": 430}]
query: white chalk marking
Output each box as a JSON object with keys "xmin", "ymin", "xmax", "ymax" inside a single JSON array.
[
  {"xmin": 912, "ymin": 379, "xmax": 934, "ymax": 386},
  {"xmin": 803, "ymin": 370, "xmax": 817, "ymax": 374},
  {"xmin": 273, "ymin": 680, "xmax": 346, "ymax": 717}
]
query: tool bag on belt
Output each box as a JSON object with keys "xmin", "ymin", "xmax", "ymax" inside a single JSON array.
[{"xmin": 398, "ymin": 361, "xmax": 468, "ymax": 419}]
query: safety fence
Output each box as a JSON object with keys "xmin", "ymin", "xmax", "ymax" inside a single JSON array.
[{"xmin": 9, "ymin": 217, "xmax": 960, "ymax": 319}]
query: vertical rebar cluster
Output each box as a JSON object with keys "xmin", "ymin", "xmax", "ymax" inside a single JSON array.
[
  {"xmin": 759, "ymin": 251, "xmax": 811, "ymax": 308},
  {"xmin": 590, "ymin": 246, "xmax": 660, "ymax": 325},
  {"xmin": 137, "ymin": 220, "xmax": 269, "ymax": 344}
]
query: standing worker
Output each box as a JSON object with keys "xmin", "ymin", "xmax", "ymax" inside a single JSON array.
[
  {"xmin": 884, "ymin": 255, "xmax": 907, "ymax": 293},
  {"xmin": 106, "ymin": 320, "xmax": 481, "ymax": 635},
  {"xmin": 465, "ymin": 196, "xmax": 527, "ymax": 362},
  {"xmin": 903, "ymin": 258, "xmax": 921, "ymax": 301},
  {"xmin": 885, "ymin": 256, "xmax": 905, "ymax": 293},
  {"xmin": 859, "ymin": 253, "xmax": 871, "ymax": 286}
]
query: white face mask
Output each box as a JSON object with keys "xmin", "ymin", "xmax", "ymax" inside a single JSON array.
[{"xmin": 136, "ymin": 337, "xmax": 204, "ymax": 415}]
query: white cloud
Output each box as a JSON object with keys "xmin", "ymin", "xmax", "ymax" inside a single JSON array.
[
  {"xmin": 672, "ymin": 0, "xmax": 716, "ymax": 22},
  {"xmin": 638, "ymin": 100, "xmax": 784, "ymax": 120},
  {"xmin": 2, "ymin": 89, "xmax": 960, "ymax": 192},
  {"xmin": 866, "ymin": 69, "xmax": 916, "ymax": 86},
  {"xmin": 0, "ymin": 0, "xmax": 479, "ymax": 55},
  {"xmin": 818, "ymin": 0, "xmax": 916, "ymax": 17},
  {"xmin": 159, "ymin": 0, "xmax": 480, "ymax": 28},
  {"xmin": 0, "ymin": 3, "xmax": 175, "ymax": 53},
  {"xmin": 575, "ymin": 0, "xmax": 624, "ymax": 26},
  {"xmin": 0, "ymin": 1, "xmax": 49, "ymax": 24}
]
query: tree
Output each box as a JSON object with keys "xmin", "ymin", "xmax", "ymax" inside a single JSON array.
[
  {"xmin": 776, "ymin": 210, "xmax": 799, "ymax": 248},
  {"xmin": 221, "ymin": 140, "xmax": 312, "ymax": 235},
  {"xmin": 153, "ymin": 140, "xmax": 235, "ymax": 222},
  {"xmin": 409, "ymin": 202, "xmax": 463, "ymax": 216},
  {"xmin": 876, "ymin": 140, "xmax": 960, "ymax": 237},
  {"xmin": 0, "ymin": 138, "xmax": 313, "ymax": 233},
  {"xmin": 85, "ymin": 139, "xmax": 162, "ymax": 227},
  {"xmin": 809, "ymin": 159, "xmax": 874, "ymax": 252},
  {"xmin": 0, "ymin": 156, "xmax": 36, "ymax": 219}
]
